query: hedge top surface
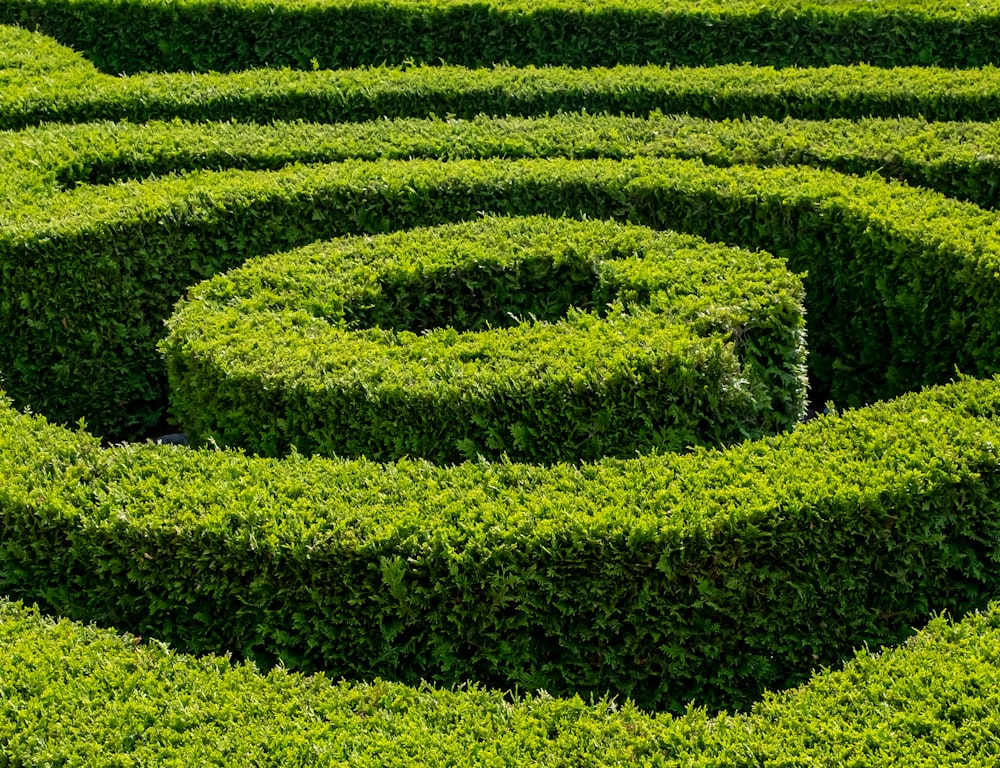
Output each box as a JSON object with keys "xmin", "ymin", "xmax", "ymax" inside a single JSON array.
[
  {"xmin": 3, "ymin": 375, "xmax": 997, "ymax": 564},
  {"xmin": 7, "ymin": 113, "xmax": 1000, "ymax": 209},
  {"xmin": 28, "ymin": 0, "xmax": 996, "ymax": 11},
  {"xmin": 0, "ymin": 21, "xmax": 91, "ymax": 74},
  {"xmin": 1, "ymin": 597, "xmax": 999, "ymax": 765},
  {"xmin": 12, "ymin": 41, "xmax": 1000, "ymax": 126},
  {"xmin": 179, "ymin": 215, "xmax": 800, "ymax": 330},
  {"xmin": 6, "ymin": 112, "xmax": 1000, "ymax": 196}
]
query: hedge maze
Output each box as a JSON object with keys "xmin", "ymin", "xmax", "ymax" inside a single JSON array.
[{"xmin": 1, "ymin": 0, "xmax": 1000, "ymax": 762}]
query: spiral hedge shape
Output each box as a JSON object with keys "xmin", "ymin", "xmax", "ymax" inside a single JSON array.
[
  {"xmin": 162, "ymin": 216, "xmax": 807, "ymax": 462},
  {"xmin": 2, "ymin": 10, "xmax": 1000, "ymax": 759}
]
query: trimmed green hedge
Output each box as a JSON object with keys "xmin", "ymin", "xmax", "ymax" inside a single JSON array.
[
  {"xmin": 0, "ymin": 599, "xmax": 998, "ymax": 765},
  {"xmin": 9, "ymin": 114, "xmax": 1000, "ymax": 210},
  {"xmin": 4, "ymin": 0, "xmax": 1000, "ymax": 72},
  {"xmin": 162, "ymin": 216, "xmax": 807, "ymax": 463},
  {"xmin": 4, "ymin": 157, "xmax": 1000, "ymax": 438},
  {"xmin": 1, "ymin": 0, "xmax": 999, "ymax": 755},
  {"xmin": 0, "ymin": 18, "xmax": 89, "ymax": 75},
  {"xmin": 9, "ymin": 23, "xmax": 1000, "ymax": 127},
  {"xmin": 1, "ymin": 376, "xmax": 999, "ymax": 713}
]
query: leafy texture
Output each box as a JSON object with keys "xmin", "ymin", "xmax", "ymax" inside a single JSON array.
[
  {"xmin": 3, "ymin": 156, "xmax": 1000, "ymax": 437},
  {"xmin": 0, "ymin": 599, "xmax": 998, "ymax": 764},
  {"xmin": 4, "ymin": 0, "xmax": 1000, "ymax": 72},
  {"xmin": 1, "ymin": 2, "xmax": 1000, "ymax": 760},
  {"xmin": 1, "ymin": 377, "xmax": 999, "ymax": 712},
  {"xmin": 162, "ymin": 216, "xmax": 806, "ymax": 462}
]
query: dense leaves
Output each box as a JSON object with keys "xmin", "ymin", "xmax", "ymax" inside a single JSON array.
[
  {"xmin": 2, "ymin": 0, "xmax": 1000, "ymax": 759},
  {"xmin": 1, "ymin": 377, "xmax": 999, "ymax": 712},
  {"xmin": 0, "ymin": 600, "xmax": 998, "ymax": 765},
  {"xmin": 8, "ymin": 24, "xmax": 1000, "ymax": 127},
  {"xmin": 3, "ymin": 156, "xmax": 1000, "ymax": 437},
  {"xmin": 4, "ymin": 0, "xmax": 1000, "ymax": 72},
  {"xmin": 9, "ymin": 114, "xmax": 1000, "ymax": 208},
  {"xmin": 161, "ymin": 216, "xmax": 806, "ymax": 462}
]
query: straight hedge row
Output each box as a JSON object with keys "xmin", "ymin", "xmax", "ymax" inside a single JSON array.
[
  {"xmin": 162, "ymin": 216, "xmax": 806, "ymax": 463},
  {"xmin": 2, "ymin": 375, "xmax": 1000, "ymax": 713},
  {"xmin": 0, "ymin": 598, "xmax": 998, "ymax": 765},
  {"xmin": 9, "ymin": 114, "xmax": 1000, "ymax": 210},
  {"xmin": 4, "ymin": 157, "xmax": 1000, "ymax": 439},
  {"xmin": 10, "ymin": 28, "xmax": 1000, "ymax": 127},
  {"xmin": 4, "ymin": 0, "xmax": 1000, "ymax": 72}
]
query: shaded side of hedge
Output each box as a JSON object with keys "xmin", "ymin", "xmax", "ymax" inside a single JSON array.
[{"xmin": 4, "ymin": 0, "xmax": 1000, "ymax": 73}]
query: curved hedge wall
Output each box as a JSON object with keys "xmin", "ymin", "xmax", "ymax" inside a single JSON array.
[
  {"xmin": 3, "ymin": 156, "xmax": 1000, "ymax": 438},
  {"xmin": 162, "ymin": 216, "xmax": 807, "ymax": 462},
  {"xmin": 1, "ymin": 599, "xmax": 998, "ymax": 766},
  {"xmin": 2, "ymin": 376, "xmax": 1000, "ymax": 713},
  {"xmin": 2, "ymin": 0, "xmax": 1000, "ymax": 756},
  {"xmin": 8, "ymin": 23, "xmax": 1000, "ymax": 127}
]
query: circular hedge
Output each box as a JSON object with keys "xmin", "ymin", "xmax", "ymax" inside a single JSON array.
[{"xmin": 161, "ymin": 215, "xmax": 807, "ymax": 463}]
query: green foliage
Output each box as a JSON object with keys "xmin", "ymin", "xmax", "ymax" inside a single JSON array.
[
  {"xmin": 1, "ymin": 377, "xmax": 999, "ymax": 713},
  {"xmin": 0, "ymin": 20, "xmax": 92, "ymax": 76},
  {"xmin": 9, "ymin": 111, "xmax": 1000, "ymax": 209},
  {"xmin": 3, "ymin": 156, "xmax": 1000, "ymax": 436},
  {"xmin": 0, "ymin": 598, "xmax": 997, "ymax": 765},
  {"xmin": 8, "ymin": 23, "xmax": 1000, "ymax": 128},
  {"xmin": 1, "ymin": 5, "xmax": 1000, "ymax": 759},
  {"xmin": 161, "ymin": 216, "xmax": 807, "ymax": 462},
  {"xmin": 3, "ymin": 0, "xmax": 1000, "ymax": 73}
]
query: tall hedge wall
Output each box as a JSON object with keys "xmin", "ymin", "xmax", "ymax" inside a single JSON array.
[{"xmin": 6, "ymin": 0, "xmax": 1000, "ymax": 73}]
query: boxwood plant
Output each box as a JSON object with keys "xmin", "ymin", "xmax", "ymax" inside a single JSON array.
[{"xmin": 161, "ymin": 216, "xmax": 806, "ymax": 462}]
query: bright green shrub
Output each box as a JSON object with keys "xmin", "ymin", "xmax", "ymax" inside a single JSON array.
[
  {"xmin": 3, "ymin": 0, "xmax": 1000, "ymax": 73},
  {"xmin": 3, "ymin": 157, "xmax": 1000, "ymax": 437},
  {"xmin": 1, "ymin": 376, "xmax": 999, "ymax": 712},
  {"xmin": 161, "ymin": 216, "xmax": 807, "ymax": 462},
  {"xmin": 9, "ymin": 112, "xmax": 1000, "ymax": 208},
  {"xmin": 10, "ymin": 113, "xmax": 1000, "ymax": 208},
  {"xmin": 0, "ymin": 5, "xmax": 998, "ymax": 748},
  {"xmin": 8, "ymin": 24, "xmax": 1000, "ymax": 127},
  {"xmin": 0, "ymin": 20, "xmax": 92, "ymax": 76},
  {"xmin": 0, "ymin": 599, "xmax": 998, "ymax": 765}
]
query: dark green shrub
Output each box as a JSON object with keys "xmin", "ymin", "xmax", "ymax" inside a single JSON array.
[{"xmin": 9, "ymin": 112, "xmax": 1000, "ymax": 206}]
